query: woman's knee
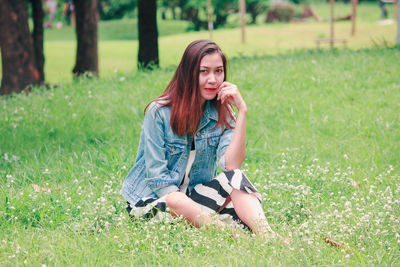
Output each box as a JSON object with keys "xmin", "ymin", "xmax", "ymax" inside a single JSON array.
[
  {"xmin": 231, "ymin": 188, "xmax": 259, "ymax": 202},
  {"xmin": 165, "ymin": 191, "xmax": 188, "ymax": 209}
]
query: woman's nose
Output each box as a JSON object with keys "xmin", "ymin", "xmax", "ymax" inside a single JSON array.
[{"xmin": 208, "ymin": 73, "xmax": 216, "ymax": 83}]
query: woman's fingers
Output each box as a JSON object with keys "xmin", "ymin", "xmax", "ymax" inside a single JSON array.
[
  {"xmin": 217, "ymin": 82, "xmax": 246, "ymax": 110},
  {"xmin": 219, "ymin": 89, "xmax": 234, "ymax": 105},
  {"xmin": 218, "ymin": 83, "xmax": 237, "ymax": 101}
]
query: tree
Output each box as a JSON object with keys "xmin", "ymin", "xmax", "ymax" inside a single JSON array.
[
  {"xmin": 0, "ymin": 0, "xmax": 43, "ymax": 95},
  {"xmin": 160, "ymin": 0, "xmax": 181, "ymax": 20},
  {"xmin": 73, "ymin": 0, "xmax": 99, "ymax": 77},
  {"xmin": 214, "ymin": 0, "xmax": 235, "ymax": 29},
  {"xmin": 178, "ymin": 0, "xmax": 235, "ymax": 30},
  {"xmin": 181, "ymin": 0, "xmax": 206, "ymax": 31},
  {"xmin": 246, "ymin": 0, "xmax": 269, "ymax": 24},
  {"xmin": 31, "ymin": 0, "xmax": 45, "ymax": 82},
  {"xmin": 98, "ymin": 0, "xmax": 137, "ymax": 20},
  {"xmin": 137, "ymin": 0, "xmax": 159, "ymax": 69},
  {"xmin": 398, "ymin": 1, "xmax": 400, "ymax": 45}
]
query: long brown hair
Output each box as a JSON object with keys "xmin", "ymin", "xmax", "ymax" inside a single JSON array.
[{"xmin": 146, "ymin": 40, "xmax": 235, "ymax": 137}]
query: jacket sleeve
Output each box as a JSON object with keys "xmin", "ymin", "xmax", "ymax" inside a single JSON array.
[
  {"xmin": 143, "ymin": 103, "xmax": 179, "ymax": 198},
  {"xmin": 217, "ymin": 116, "xmax": 236, "ymax": 172}
]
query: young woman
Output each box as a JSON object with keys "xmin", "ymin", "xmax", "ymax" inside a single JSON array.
[{"xmin": 121, "ymin": 40, "xmax": 276, "ymax": 237}]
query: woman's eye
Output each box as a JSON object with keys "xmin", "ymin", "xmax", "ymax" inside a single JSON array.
[
  {"xmin": 200, "ymin": 69, "xmax": 207, "ymax": 73},
  {"xmin": 216, "ymin": 69, "xmax": 223, "ymax": 73}
]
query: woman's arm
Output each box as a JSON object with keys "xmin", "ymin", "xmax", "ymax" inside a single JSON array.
[
  {"xmin": 143, "ymin": 103, "xmax": 180, "ymax": 197},
  {"xmin": 217, "ymin": 82, "xmax": 247, "ymax": 171}
]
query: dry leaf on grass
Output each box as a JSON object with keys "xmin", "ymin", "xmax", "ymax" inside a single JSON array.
[
  {"xmin": 31, "ymin": 183, "xmax": 52, "ymax": 193},
  {"xmin": 322, "ymin": 237, "xmax": 343, "ymax": 249}
]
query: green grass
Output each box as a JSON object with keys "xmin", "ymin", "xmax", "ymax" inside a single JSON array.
[
  {"xmin": 35, "ymin": 19, "xmax": 396, "ymax": 84},
  {"xmin": 1, "ymin": 47, "xmax": 400, "ymax": 265},
  {"xmin": 0, "ymin": 3, "xmax": 397, "ymax": 83},
  {"xmin": 44, "ymin": 18, "xmax": 190, "ymax": 41}
]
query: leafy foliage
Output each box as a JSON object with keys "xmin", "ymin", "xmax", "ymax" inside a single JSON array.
[
  {"xmin": 266, "ymin": 3, "xmax": 296, "ymax": 22},
  {"xmin": 246, "ymin": 0, "xmax": 270, "ymax": 24},
  {"xmin": 98, "ymin": 0, "xmax": 137, "ymax": 20},
  {"xmin": 161, "ymin": 0, "xmax": 270, "ymax": 30}
]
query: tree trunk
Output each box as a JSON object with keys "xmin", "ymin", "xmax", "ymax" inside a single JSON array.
[
  {"xmin": 248, "ymin": 3, "xmax": 259, "ymax": 24},
  {"xmin": 72, "ymin": 0, "xmax": 99, "ymax": 77},
  {"xmin": 171, "ymin": 7, "xmax": 176, "ymax": 20},
  {"xmin": 185, "ymin": 7, "xmax": 201, "ymax": 31},
  {"xmin": 0, "ymin": 0, "xmax": 40, "ymax": 95},
  {"xmin": 138, "ymin": 0, "xmax": 159, "ymax": 69},
  {"xmin": 397, "ymin": 0, "xmax": 400, "ymax": 44},
  {"xmin": 179, "ymin": 0, "xmax": 187, "ymax": 20},
  {"xmin": 31, "ymin": 0, "xmax": 45, "ymax": 82},
  {"xmin": 215, "ymin": 13, "xmax": 228, "ymax": 29},
  {"xmin": 250, "ymin": 12, "xmax": 257, "ymax": 24}
]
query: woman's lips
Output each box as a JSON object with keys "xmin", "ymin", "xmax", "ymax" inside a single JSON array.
[{"xmin": 205, "ymin": 88, "xmax": 217, "ymax": 92}]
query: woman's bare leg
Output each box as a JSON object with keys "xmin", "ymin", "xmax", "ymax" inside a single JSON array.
[
  {"xmin": 230, "ymin": 188, "xmax": 275, "ymax": 237},
  {"xmin": 165, "ymin": 191, "xmax": 226, "ymax": 228}
]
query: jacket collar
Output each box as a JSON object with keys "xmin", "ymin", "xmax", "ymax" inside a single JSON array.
[
  {"xmin": 205, "ymin": 100, "xmax": 218, "ymax": 121},
  {"xmin": 198, "ymin": 101, "xmax": 218, "ymax": 132}
]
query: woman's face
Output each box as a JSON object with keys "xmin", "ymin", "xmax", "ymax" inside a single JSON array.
[{"xmin": 198, "ymin": 53, "xmax": 224, "ymax": 104}]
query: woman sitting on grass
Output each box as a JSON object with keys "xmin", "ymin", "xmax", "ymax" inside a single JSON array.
[{"xmin": 121, "ymin": 40, "xmax": 277, "ymax": 238}]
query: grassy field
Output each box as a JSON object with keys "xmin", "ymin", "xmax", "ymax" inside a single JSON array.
[
  {"xmin": 0, "ymin": 3, "xmax": 397, "ymax": 83},
  {"xmin": 44, "ymin": 18, "xmax": 190, "ymax": 41},
  {"xmin": 40, "ymin": 20, "xmax": 396, "ymax": 84},
  {"xmin": 1, "ymin": 46, "xmax": 400, "ymax": 265}
]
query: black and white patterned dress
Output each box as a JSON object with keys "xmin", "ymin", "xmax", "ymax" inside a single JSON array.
[{"xmin": 127, "ymin": 140, "xmax": 261, "ymax": 228}]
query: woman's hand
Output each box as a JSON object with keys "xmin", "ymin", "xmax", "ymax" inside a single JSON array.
[
  {"xmin": 217, "ymin": 82, "xmax": 247, "ymax": 113},
  {"xmin": 218, "ymin": 82, "xmax": 247, "ymax": 170}
]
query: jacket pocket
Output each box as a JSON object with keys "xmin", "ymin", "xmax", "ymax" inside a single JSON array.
[
  {"xmin": 165, "ymin": 142, "xmax": 185, "ymax": 167},
  {"xmin": 207, "ymin": 136, "xmax": 220, "ymax": 147},
  {"xmin": 206, "ymin": 136, "xmax": 220, "ymax": 158}
]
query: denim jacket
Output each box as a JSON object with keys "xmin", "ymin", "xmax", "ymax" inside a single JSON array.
[{"xmin": 120, "ymin": 100, "xmax": 235, "ymax": 205}]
